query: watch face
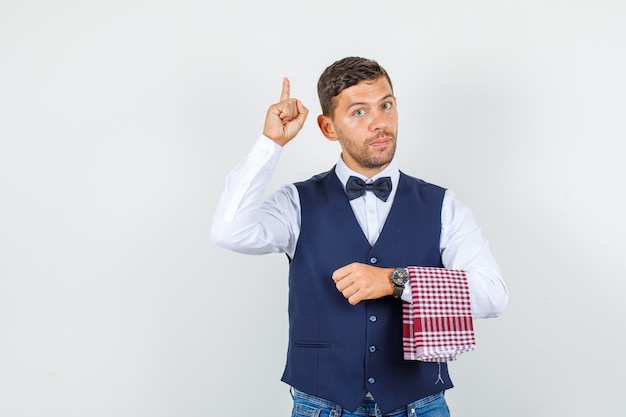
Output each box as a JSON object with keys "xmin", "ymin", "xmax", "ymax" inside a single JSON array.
[{"xmin": 391, "ymin": 268, "xmax": 409, "ymax": 285}]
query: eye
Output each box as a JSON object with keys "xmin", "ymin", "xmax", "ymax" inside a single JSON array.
[
  {"xmin": 353, "ymin": 109, "xmax": 365, "ymax": 117},
  {"xmin": 382, "ymin": 102, "xmax": 392, "ymax": 110}
]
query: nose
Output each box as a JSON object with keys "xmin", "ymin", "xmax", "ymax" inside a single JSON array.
[{"xmin": 369, "ymin": 109, "xmax": 388, "ymax": 131}]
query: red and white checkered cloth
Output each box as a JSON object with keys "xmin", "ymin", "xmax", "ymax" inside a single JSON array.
[{"xmin": 402, "ymin": 267, "xmax": 475, "ymax": 362}]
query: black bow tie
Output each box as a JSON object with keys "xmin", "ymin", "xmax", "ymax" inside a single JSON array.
[{"xmin": 345, "ymin": 176, "xmax": 392, "ymax": 202}]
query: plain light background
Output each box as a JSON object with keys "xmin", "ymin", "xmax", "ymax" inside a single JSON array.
[{"xmin": 1, "ymin": 1, "xmax": 625, "ymax": 416}]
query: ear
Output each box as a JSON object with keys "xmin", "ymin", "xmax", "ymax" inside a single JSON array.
[{"xmin": 317, "ymin": 114, "xmax": 338, "ymax": 142}]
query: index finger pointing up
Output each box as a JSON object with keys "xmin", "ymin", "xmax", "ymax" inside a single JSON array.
[{"xmin": 280, "ymin": 77, "xmax": 290, "ymax": 101}]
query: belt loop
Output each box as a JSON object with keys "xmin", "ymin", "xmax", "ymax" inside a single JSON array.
[{"xmin": 331, "ymin": 404, "xmax": 342, "ymax": 417}]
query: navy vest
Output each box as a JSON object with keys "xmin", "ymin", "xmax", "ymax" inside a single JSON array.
[{"xmin": 281, "ymin": 168, "xmax": 452, "ymax": 413}]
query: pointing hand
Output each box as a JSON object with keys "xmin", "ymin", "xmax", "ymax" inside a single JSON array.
[{"xmin": 263, "ymin": 78, "xmax": 309, "ymax": 146}]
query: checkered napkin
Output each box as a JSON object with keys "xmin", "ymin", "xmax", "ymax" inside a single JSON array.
[{"xmin": 402, "ymin": 267, "xmax": 475, "ymax": 362}]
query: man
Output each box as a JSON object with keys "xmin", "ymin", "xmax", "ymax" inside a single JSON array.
[{"xmin": 211, "ymin": 57, "xmax": 508, "ymax": 417}]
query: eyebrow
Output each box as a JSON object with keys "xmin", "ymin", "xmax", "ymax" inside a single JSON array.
[{"xmin": 346, "ymin": 94, "xmax": 395, "ymax": 111}]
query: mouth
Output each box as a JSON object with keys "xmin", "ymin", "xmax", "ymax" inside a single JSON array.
[
  {"xmin": 370, "ymin": 140, "xmax": 391, "ymax": 148},
  {"xmin": 368, "ymin": 134, "xmax": 394, "ymax": 148}
]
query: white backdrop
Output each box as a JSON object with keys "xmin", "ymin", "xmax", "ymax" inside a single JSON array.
[{"xmin": 1, "ymin": 1, "xmax": 625, "ymax": 416}]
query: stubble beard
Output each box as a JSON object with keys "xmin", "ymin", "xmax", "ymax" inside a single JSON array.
[{"xmin": 343, "ymin": 130, "xmax": 398, "ymax": 170}]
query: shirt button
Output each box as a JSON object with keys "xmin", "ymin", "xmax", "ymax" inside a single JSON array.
[
  {"xmin": 368, "ymin": 377, "xmax": 376, "ymax": 384},
  {"xmin": 369, "ymin": 345, "xmax": 377, "ymax": 353},
  {"xmin": 369, "ymin": 315, "xmax": 377, "ymax": 322},
  {"xmin": 370, "ymin": 257, "xmax": 378, "ymax": 264}
]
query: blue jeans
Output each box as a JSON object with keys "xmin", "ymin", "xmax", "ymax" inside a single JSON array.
[{"xmin": 291, "ymin": 389, "xmax": 450, "ymax": 417}]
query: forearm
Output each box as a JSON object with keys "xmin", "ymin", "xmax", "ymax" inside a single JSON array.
[
  {"xmin": 466, "ymin": 267, "xmax": 507, "ymax": 318},
  {"xmin": 443, "ymin": 234, "xmax": 507, "ymax": 319}
]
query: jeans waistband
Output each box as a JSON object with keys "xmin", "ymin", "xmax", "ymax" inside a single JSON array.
[{"xmin": 292, "ymin": 388, "xmax": 444, "ymax": 416}]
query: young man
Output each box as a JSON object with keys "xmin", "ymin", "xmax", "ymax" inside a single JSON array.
[{"xmin": 211, "ymin": 57, "xmax": 508, "ymax": 417}]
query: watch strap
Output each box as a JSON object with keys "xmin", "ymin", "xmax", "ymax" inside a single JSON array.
[{"xmin": 392, "ymin": 284, "xmax": 404, "ymax": 298}]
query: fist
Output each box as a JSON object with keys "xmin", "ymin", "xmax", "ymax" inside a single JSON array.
[{"xmin": 263, "ymin": 78, "xmax": 309, "ymax": 146}]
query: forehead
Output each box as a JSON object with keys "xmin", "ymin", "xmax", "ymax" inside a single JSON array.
[{"xmin": 334, "ymin": 77, "xmax": 394, "ymax": 107}]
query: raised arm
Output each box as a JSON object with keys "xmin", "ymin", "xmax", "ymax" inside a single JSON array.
[{"xmin": 210, "ymin": 79, "xmax": 308, "ymax": 255}]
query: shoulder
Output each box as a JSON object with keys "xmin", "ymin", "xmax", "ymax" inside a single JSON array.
[
  {"xmin": 399, "ymin": 171, "xmax": 447, "ymax": 194},
  {"xmin": 294, "ymin": 168, "xmax": 336, "ymax": 189}
]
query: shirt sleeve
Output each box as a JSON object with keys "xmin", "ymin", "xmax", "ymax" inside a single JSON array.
[
  {"xmin": 210, "ymin": 136, "xmax": 300, "ymax": 257},
  {"xmin": 438, "ymin": 190, "xmax": 509, "ymax": 318}
]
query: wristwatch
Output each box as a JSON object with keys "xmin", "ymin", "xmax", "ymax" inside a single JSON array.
[{"xmin": 390, "ymin": 267, "xmax": 409, "ymax": 298}]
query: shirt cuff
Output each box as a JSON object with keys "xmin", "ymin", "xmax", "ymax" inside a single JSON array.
[{"xmin": 248, "ymin": 135, "xmax": 281, "ymax": 164}]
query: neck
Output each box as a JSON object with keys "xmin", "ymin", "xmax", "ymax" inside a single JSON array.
[{"xmin": 343, "ymin": 160, "xmax": 391, "ymax": 179}]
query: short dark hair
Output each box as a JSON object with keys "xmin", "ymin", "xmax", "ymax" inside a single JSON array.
[{"xmin": 317, "ymin": 57, "xmax": 393, "ymax": 117}]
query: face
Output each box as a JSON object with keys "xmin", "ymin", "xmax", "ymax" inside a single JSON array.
[{"xmin": 318, "ymin": 77, "xmax": 398, "ymax": 177}]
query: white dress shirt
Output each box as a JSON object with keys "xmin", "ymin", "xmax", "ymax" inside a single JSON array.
[{"xmin": 211, "ymin": 136, "xmax": 508, "ymax": 318}]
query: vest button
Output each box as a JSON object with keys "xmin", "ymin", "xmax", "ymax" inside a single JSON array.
[
  {"xmin": 369, "ymin": 257, "xmax": 378, "ymax": 264},
  {"xmin": 369, "ymin": 345, "xmax": 377, "ymax": 353},
  {"xmin": 368, "ymin": 377, "xmax": 376, "ymax": 384},
  {"xmin": 369, "ymin": 315, "xmax": 377, "ymax": 322}
]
